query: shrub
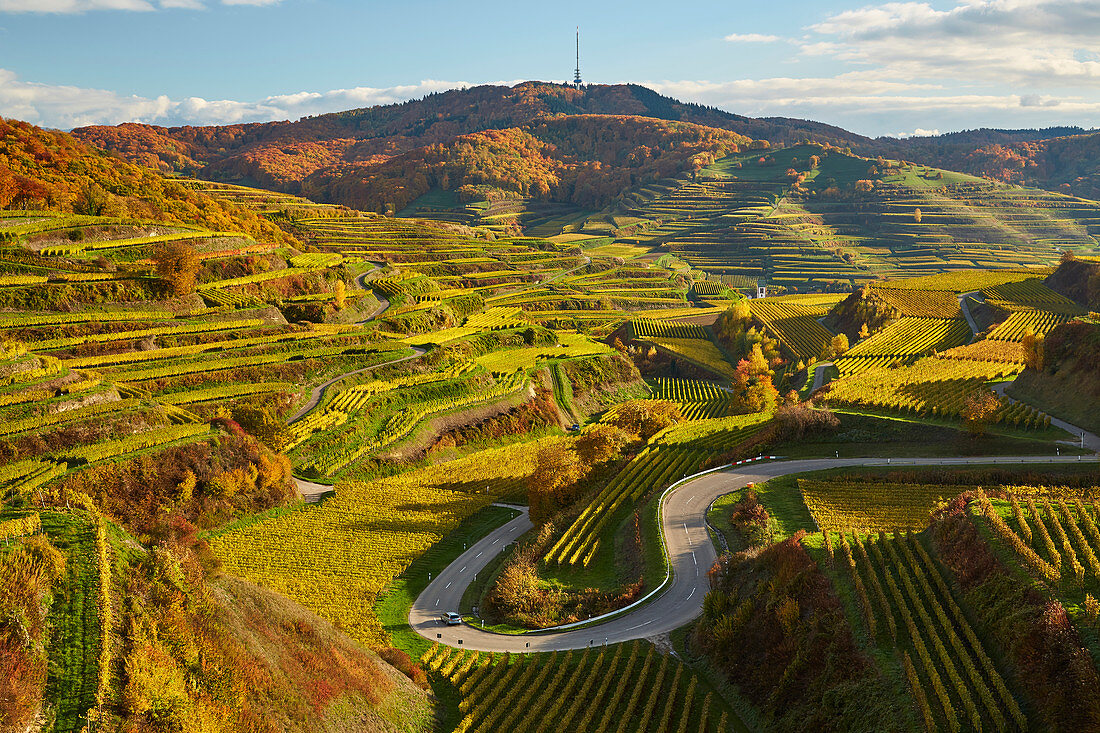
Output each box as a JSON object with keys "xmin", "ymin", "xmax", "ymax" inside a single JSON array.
[{"xmin": 378, "ymin": 648, "xmax": 429, "ymax": 688}]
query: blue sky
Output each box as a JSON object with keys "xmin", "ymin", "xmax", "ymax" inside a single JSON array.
[{"xmin": 2, "ymin": 0, "xmax": 1100, "ymax": 137}]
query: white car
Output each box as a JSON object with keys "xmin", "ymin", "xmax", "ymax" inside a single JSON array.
[{"xmin": 440, "ymin": 612, "xmax": 462, "ymax": 626}]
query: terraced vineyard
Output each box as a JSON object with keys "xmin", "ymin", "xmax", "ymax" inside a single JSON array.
[
  {"xmin": 982, "ymin": 278, "xmax": 1086, "ymax": 314},
  {"xmin": 802, "ymin": 480, "xmax": 967, "ymax": 532},
  {"xmin": 870, "ymin": 287, "xmax": 962, "ymax": 319},
  {"xmin": 8, "ymin": 101, "xmax": 1100, "ymax": 733},
  {"xmin": 0, "ymin": 204, "xmax": 701, "ymax": 488},
  {"xmin": 824, "ymin": 354, "xmax": 1049, "ymax": 427},
  {"xmin": 978, "ymin": 492, "xmax": 1100, "ymax": 588},
  {"xmin": 988, "ymin": 310, "xmax": 1071, "ymax": 341},
  {"xmin": 641, "ymin": 336, "xmax": 738, "ymax": 381},
  {"xmin": 594, "ymin": 145, "xmax": 1100, "ymax": 292},
  {"xmin": 545, "ymin": 411, "xmax": 772, "ymax": 568},
  {"xmin": 545, "ymin": 445, "xmax": 708, "ymax": 567},
  {"xmin": 749, "ymin": 295, "xmax": 840, "ymax": 360}
]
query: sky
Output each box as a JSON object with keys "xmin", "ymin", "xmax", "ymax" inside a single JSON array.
[{"xmin": 2, "ymin": 0, "xmax": 1100, "ymax": 138}]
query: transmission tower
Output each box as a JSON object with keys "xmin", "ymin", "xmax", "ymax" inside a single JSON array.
[{"xmin": 573, "ymin": 27, "xmax": 583, "ymax": 88}]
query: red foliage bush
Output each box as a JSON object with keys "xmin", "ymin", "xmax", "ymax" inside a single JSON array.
[
  {"xmin": 45, "ymin": 432, "xmax": 293, "ymax": 538},
  {"xmin": 378, "ymin": 648, "xmax": 429, "ymax": 689}
]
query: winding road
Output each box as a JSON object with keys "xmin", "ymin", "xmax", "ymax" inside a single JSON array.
[
  {"xmin": 411, "ymin": 453, "xmax": 1099, "ymax": 652},
  {"xmin": 287, "ymin": 264, "xmax": 422, "ymax": 434}
]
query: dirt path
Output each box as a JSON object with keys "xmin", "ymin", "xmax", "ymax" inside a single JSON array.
[
  {"xmin": 811, "ymin": 361, "xmax": 834, "ymax": 391},
  {"xmin": 286, "ymin": 256, "xmax": 589, "ymax": 500},
  {"xmin": 287, "ymin": 346, "xmax": 427, "ymax": 424},
  {"xmin": 287, "ymin": 264, "xmax": 422, "ymax": 499}
]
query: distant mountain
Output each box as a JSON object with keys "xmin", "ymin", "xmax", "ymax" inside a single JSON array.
[
  {"xmin": 299, "ymin": 114, "xmax": 753, "ymax": 213},
  {"xmin": 73, "ymin": 82, "xmax": 869, "ymax": 209},
  {"xmin": 877, "ymin": 126, "xmax": 1091, "ymax": 147},
  {"xmin": 874, "ymin": 130, "xmax": 1100, "ymax": 200},
  {"xmin": 72, "ymin": 82, "xmax": 1100, "ymax": 209}
]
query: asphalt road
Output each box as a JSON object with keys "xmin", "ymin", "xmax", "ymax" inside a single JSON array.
[{"xmin": 410, "ymin": 454, "xmax": 1100, "ymax": 652}]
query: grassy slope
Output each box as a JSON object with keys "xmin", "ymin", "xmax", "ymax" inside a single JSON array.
[
  {"xmin": 40, "ymin": 512, "xmax": 101, "ymax": 733},
  {"xmin": 210, "ymin": 575, "xmax": 434, "ymax": 733},
  {"xmin": 1009, "ymin": 366, "xmax": 1100, "ymax": 436},
  {"xmin": 785, "ymin": 410, "xmax": 1082, "ymax": 458}
]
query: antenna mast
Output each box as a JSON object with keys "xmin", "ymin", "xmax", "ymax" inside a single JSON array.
[{"xmin": 573, "ymin": 27, "xmax": 583, "ymax": 88}]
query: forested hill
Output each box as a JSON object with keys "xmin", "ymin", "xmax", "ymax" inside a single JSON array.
[
  {"xmin": 872, "ymin": 130, "xmax": 1100, "ymax": 201},
  {"xmin": 72, "ymin": 81, "xmax": 1100, "ymax": 207},
  {"xmin": 72, "ymin": 82, "xmax": 865, "ymax": 192},
  {"xmin": 298, "ymin": 115, "xmax": 753, "ymax": 212},
  {"xmin": 0, "ymin": 117, "xmax": 293, "ymax": 244}
]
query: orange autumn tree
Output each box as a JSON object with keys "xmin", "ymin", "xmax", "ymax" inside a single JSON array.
[
  {"xmin": 731, "ymin": 343, "xmax": 779, "ymax": 413},
  {"xmin": 153, "ymin": 240, "xmax": 201, "ymax": 296},
  {"xmin": 963, "ymin": 391, "xmax": 1002, "ymax": 437}
]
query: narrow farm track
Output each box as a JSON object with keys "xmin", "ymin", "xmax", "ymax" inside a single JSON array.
[
  {"xmin": 992, "ymin": 381, "xmax": 1100, "ymax": 452},
  {"xmin": 958, "ymin": 290, "xmax": 984, "ymax": 336},
  {"xmin": 286, "ymin": 346, "xmax": 427, "ymax": 425},
  {"xmin": 288, "ymin": 264, "xmax": 416, "ymax": 500},
  {"xmin": 288, "ymin": 261, "xmax": 414, "ymax": 425},
  {"xmin": 353, "ymin": 265, "xmax": 390, "ymax": 324},
  {"xmin": 811, "ymin": 361, "xmax": 834, "ymax": 391},
  {"xmin": 412, "ymin": 453, "xmax": 1100, "ymax": 652},
  {"xmin": 287, "ymin": 256, "xmax": 590, "ymax": 499}
]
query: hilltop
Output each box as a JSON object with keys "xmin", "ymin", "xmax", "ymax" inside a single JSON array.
[
  {"xmin": 72, "ymin": 82, "xmax": 861, "ymax": 201},
  {"xmin": 74, "ymin": 82, "xmax": 1100, "ymax": 211},
  {"xmin": 892, "ymin": 130, "xmax": 1100, "ymax": 201}
]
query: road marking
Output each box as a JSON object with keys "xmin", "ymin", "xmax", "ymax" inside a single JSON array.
[
  {"xmin": 692, "ymin": 551, "xmax": 697, "ymax": 565},
  {"xmin": 687, "ymin": 495, "xmax": 695, "ymax": 505},
  {"xmin": 625, "ymin": 619, "xmax": 654, "ymax": 631},
  {"xmin": 509, "ymin": 527, "xmax": 516, "ymax": 532},
  {"xmin": 445, "ymin": 582, "xmax": 451, "ymax": 589},
  {"xmin": 687, "ymin": 587, "xmax": 696, "ymax": 601},
  {"xmin": 435, "ymin": 599, "xmax": 439, "ymax": 607},
  {"xmin": 492, "ymin": 539, "xmax": 499, "ymax": 544},
  {"xmin": 475, "ymin": 551, "xmax": 483, "ymax": 558},
  {"xmin": 460, "ymin": 566, "xmax": 466, "ymax": 573}
]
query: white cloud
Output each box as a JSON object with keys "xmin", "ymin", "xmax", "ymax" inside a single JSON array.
[
  {"xmin": 723, "ymin": 33, "xmax": 781, "ymax": 43},
  {"xmin": 0, "ymin": 0, "xmax": 155, "ymax": 11},
  {"xmin": 0, "ymin": 0, "xmax": 283, "ymax": 10},
  {"xmin": 806, "ymin": 0, "xmax": 1100, "ymax": 87},
  {"xmin": 0, "ymin": 69, "xmax": 487, "ymax": 128},
  {"xmin": 894, "ymin": 128, "xmax": 941, "ymax": 138},
  {"xmin": 645, "ymin": 74, "xmax": 942, "ymax": 111}
]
